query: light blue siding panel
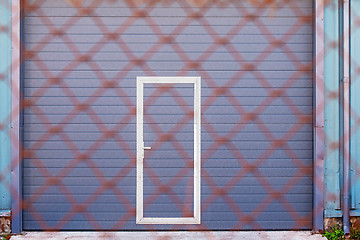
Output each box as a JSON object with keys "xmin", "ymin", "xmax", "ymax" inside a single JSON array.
[
  {"xmin": 323, "ymin": 1, "xmax": 341, "ymax": 213},
  {"xmin": 0, "ymin": 0, "xmax": 11, "ymax": 211},
  {"xmin": 350, "ymin": 1, "xmax": 360, "ymax": 212}
]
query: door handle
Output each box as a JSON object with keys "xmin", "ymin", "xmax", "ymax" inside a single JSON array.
[{"xmin": 141, "ymin": 142, "xmax": 151, "ymax": 159}]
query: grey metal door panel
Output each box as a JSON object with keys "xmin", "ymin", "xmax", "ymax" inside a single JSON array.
[{"xmin": 23, "ymin": 0, "xmax": 313, "ymax": 230}]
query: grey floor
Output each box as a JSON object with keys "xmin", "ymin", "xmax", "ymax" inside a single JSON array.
[{"xmin": 11, "ymin": 231, "xmax": 326, "ymax": 240}]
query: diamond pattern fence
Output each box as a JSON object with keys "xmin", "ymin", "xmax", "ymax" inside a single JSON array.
[{"xmin": 0, "ymin": 0, "xmax": 357, "ymax": 237}]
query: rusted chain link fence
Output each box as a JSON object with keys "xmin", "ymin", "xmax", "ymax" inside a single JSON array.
[{"xmin": 1, "ymin": 0, "xmax": 357, "ymax": 237}]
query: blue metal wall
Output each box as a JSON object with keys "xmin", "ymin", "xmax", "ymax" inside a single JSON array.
[
  {"xmin": 323, "ymin": 0, "xmax": 360, "ymax": 218},
  {"xmin": 323, "ymin": 0, "xmax": 341, "ymax": 218},
  {"xmin": 350, "ymin": 0, "xmax": 360, "ymax": 216},
  {"xmin": 0, "ymin": 0, "xmax": 12, "ymax": 214},
  {"xmin": 2, "ymin": 0, "xmax": 359, "ymax": 232},
  {"xmin": 22, "ymin": 0, "xmax": 313, "ymax": 230}
]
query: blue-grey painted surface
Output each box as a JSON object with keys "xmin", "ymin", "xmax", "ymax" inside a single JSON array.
[
  {"xmin": 350, "ymin": 0, "xmax": 360, "ymax": 214},
  {"xmin": 22, "ymin": 1, "xmax": 313, "ymax": 230},
  {"xmin": 143, "ymin": 83, "xmax": 195, "ymax": 218},
  {"xmin": 0, "ymin": 0, "xmax": 12, "ymax": 213},
  {"xmin": 323, "ymin": 0, "xmax": 341, "ymax": 217},
  {"xmin": 313, "ymin": 0, "xmax": 325, "ymax": 230},
  {"xmin": 322, "ymin": 0, "xmax": 360, "ymax": 219}
]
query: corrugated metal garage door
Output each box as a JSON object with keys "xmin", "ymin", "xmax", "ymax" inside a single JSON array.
[{"xmin": 23, "ymin": 0, "xmax": 313, "ymax": 230}]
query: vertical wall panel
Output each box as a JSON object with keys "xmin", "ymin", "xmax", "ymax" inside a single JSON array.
[
  {"xmin": 350, "ymin": 0, "xmax": 360, "ymax": 213},
  {"xmin": 0, "ymin": 0, "xmax": 12, "ymax": 213},
  {"xmin": 323, "ymin": 0, "xmax": 341, "ymax": 216}
]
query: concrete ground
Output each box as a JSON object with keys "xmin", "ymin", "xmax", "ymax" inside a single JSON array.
[{"xmin": 11, "ymin": 231, "xmax": 326, "ymax": 240}]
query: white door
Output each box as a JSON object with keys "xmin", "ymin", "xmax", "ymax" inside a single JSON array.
[{"xmin": 136, "ymin": 77, "xmax": 201, "ymax": 224}]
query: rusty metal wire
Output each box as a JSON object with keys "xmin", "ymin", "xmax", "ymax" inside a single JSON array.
[{"xmin": 1, "ymin": 0, "xmax": 349, "ymax": 235}]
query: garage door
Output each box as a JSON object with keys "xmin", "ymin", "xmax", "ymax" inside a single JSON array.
[{"xmin": 23, "ymin": 0, "xmax": 313, "ymax": 230}]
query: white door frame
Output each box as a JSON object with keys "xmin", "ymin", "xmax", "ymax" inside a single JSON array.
[{"xmin": 136, "ymin": 76, "xmax": 201, "ymax": 224}]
